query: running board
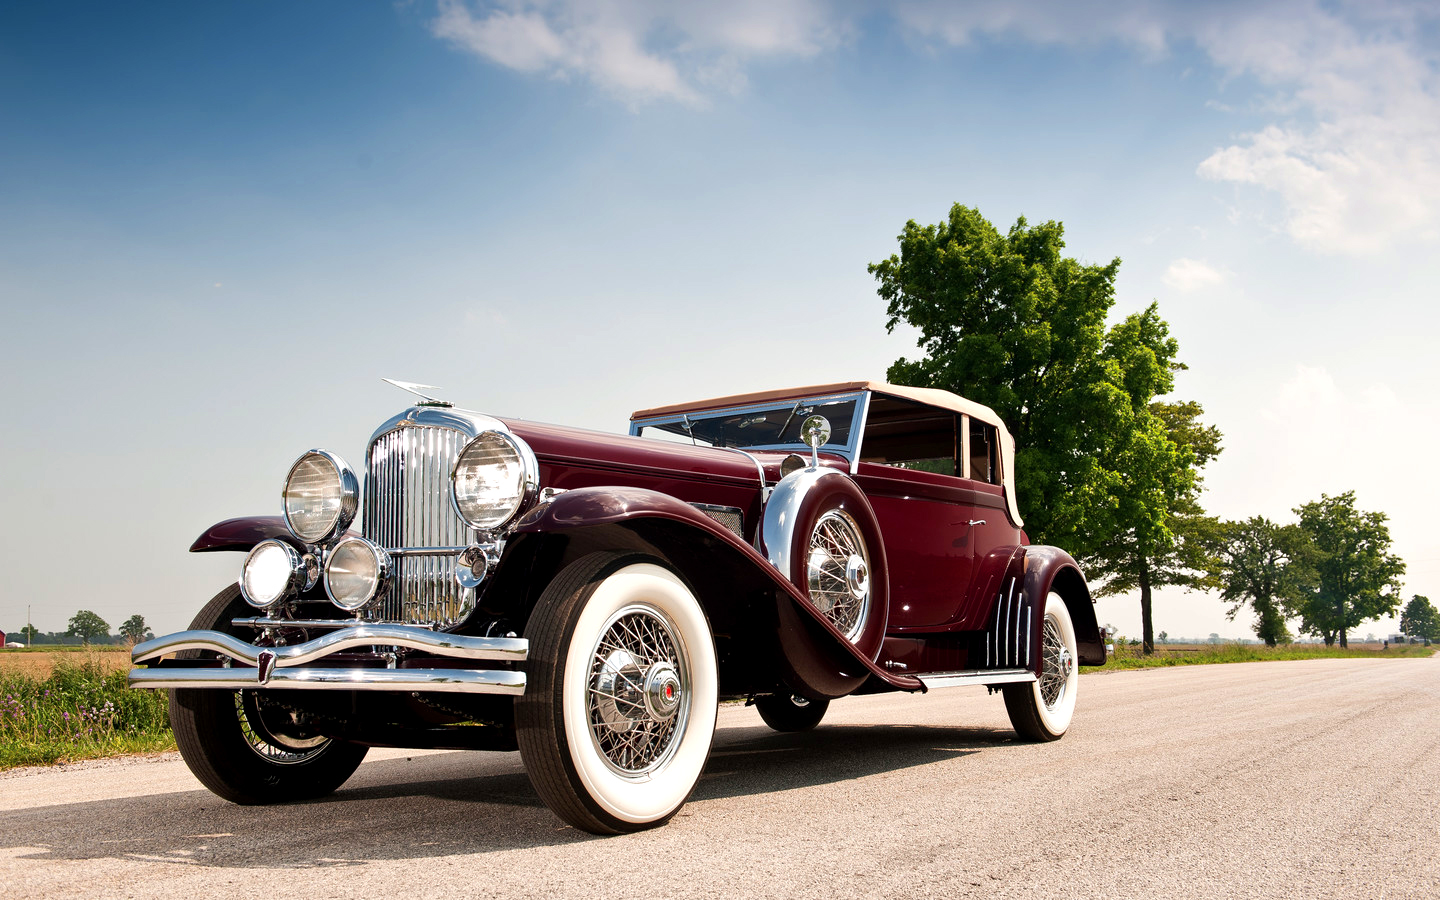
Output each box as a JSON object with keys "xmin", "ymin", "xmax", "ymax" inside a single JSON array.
[{"xmin": 916, "ymin": 668, "xmax": 1036, "ymax": 690}]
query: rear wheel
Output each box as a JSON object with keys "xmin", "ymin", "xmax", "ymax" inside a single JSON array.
[
  {"xmin": 754, "ymin": 692, "xmax": 828, "ymax": 732},
  {"xmin": 168, "ymin": 585, "xmax": 368, "ymax": 804},
  {"xmin": 1003, "ymin": 592, "xmax": 1079, "ymax": 742},
  {"xmin": 517, "ymin": 552, "xmax": 718, "ymax": 834}
]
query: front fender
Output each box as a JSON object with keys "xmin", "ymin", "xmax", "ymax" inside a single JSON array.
[
  {"xmin": 189, "ymin": 516, "xmax": 302, "ymax": 553},
  {"xmin": 512, "ymin": 486, "xmax": 921, "ymax": 697}
]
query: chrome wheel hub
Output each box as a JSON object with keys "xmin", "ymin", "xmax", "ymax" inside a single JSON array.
[{"xmin": 643, "ymin": 662, "xmax": 683, "ymax": 720}]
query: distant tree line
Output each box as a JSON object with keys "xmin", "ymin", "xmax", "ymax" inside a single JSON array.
[
  {"xmin": 872, "ymin": 204, "xmax": 1415, "ymax": 653},
  {"xmin": 6, "ymin": 612, "xmax": 152, "ymax": 646}
]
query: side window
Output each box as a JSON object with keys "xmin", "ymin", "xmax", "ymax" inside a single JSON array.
[
  {"xmin": 858, "ymin": 402, "xmax": 958, "ymax": 476},
  {"xmin": 968, "ymin": 419, "xmax": 998, "ymax": 485}
]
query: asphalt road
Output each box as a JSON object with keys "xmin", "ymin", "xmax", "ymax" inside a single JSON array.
[{"xmin": 3, "ymin": 656, "xmax": 1437, "ymax": 899}]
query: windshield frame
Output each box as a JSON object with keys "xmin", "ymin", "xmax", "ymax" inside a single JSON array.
[{"xmin": 629, "ymin": 390, "xmax": 870, "ymax": 470}]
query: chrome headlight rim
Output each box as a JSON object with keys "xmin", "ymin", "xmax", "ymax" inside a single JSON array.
[
  {"xmin": 323, "ymin": 536, "xmax": 392, "ymax": 612},
  {"xmin": 450, "ymin": 429, "xmax": 540, "ymax": 532},
  {"xmin": 282, "ymin": 448, "xmax": 360, "ymax": 546},
  {"xmin": 240, "ymin": 539, "xmax": 308, "ymax": 610}
]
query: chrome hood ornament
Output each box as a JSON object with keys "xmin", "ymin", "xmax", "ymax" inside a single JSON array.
[{"xmin": 382, "ymin": 378, "xmax": 453, "ymax": 408}]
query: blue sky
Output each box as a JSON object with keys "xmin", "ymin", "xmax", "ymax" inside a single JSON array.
[{"xmin": 3, "ymin": 1, "xmax": 1437, "ymax": 641}]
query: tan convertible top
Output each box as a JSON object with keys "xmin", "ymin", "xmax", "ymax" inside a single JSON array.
[
  {"xmin": 631, "ymin": 380, "xmax": 1005, "ymax": 428},
  {"xmin": 632, "ymin": 381, "xmax": 1024, "ymax": 528}
]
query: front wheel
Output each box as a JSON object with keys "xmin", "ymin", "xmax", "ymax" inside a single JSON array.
[
  {"xmin": 1002, "ymin": 592, "xmax": 1079, "ymax": 742},
  {"xmin": 168, "ymin": 585, "xmax": 368, "ymax": 804},
  {"xmin": 517, "ymin": 553, "xmax": 719, "ymax": 834}
]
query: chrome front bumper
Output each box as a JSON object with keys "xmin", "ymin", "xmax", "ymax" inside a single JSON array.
[{"xmin": 127, "ymin": 624, "xmax": 527, "ymax": 696}]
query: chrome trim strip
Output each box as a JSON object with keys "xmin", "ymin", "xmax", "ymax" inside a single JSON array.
[
  {"xmin": 131, "ymin": 625, "xmax": 527, "ymax": 667},
  {"xmin": 128, "ymin": 666, "xmax": 525, "ymax": 695},
  {"xmin": 724, "ymin": 447, "xmax": 768, "ymax": 496},
  {"xmin": 385, "ymin": 546, "xmax": 470, "ymax": 557},
  {"xmin": 231, "ymin": 617, "xmax": 422, "ymax": 631},
  {"xmin": 916, "ymin": 668, "xmax": 1036, "ymax": 689},
  {"xmin": 849, "ymin": 390, "xmax": 872, "ymax": 475}
]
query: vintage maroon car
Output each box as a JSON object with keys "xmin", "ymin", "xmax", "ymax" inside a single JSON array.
[{"xmin": 131, "ymin": 380, "xmax": 1105, "ymax": 833}]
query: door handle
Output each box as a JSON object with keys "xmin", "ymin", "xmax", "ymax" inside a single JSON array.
[{"xmin": 967, "ymin": 519, "xmax": 987, "ymax": 527}]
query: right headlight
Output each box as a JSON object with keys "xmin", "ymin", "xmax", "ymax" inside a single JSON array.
[
  {"xmin": 324, "ymin": 537, "xmax": 391, "ymax": 611},
  {"xmin": 451, "ymin": 430, "xmax": 538, "ymax": 531},
  {"xmin": 282, "ymin": 449, "xmax": 359, "ymax": 544}
]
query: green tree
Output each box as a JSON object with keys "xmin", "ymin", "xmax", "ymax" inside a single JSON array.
[
  {"xmin": 1400, "ymin": 595, "xmax": 1438, "ymax": 642},
  {"xmin": 1212, "ymin": 517, "xmax": 1315, "ymax": 646},
  {"xmin": 19, "ymin": 624, "xmax": 40, "ymax": 644},
  {"xmin": 1087, "ymin": 398, "xmax": 1223, "ymax": 653},
  {"xmin": 871, "ymin": 204, "xmax": 1219, "ymax": 653},
  {"xmin": 119, "ymin": 614, "xmax": 149, "ymax": 644},
  {"xmin": 1293, "ymin": 491, "xmax": 1405, "ymax": 648},
  {"xmin": 66, "ymin": 610, "xmax": 110, "ymax": 645}
]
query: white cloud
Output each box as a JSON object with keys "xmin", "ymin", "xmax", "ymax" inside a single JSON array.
[
  {"xmin": 430, "ymin": 2, "xmax": 1440, "ymax": 254},
  {"xmin": 430, "ymin": 0, "xmax": 844, "ymax": 106},
  {"xmin": 1272, "ymin": 363, "xmax": 1342, "ymax": 412},
  {"xmin": 894, "ymin": 0, "xmax": 1440, "ymax": 256},
  {"xmin": 1162, "ymin": 257, "xmax": 1227, "ymax": 292}
]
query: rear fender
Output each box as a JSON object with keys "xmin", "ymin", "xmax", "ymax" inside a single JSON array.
[
  {"xmin": 509, "ymin": 486, "xmax": 921, "ymax": 698},
  {"xmin": 1021, "ymin": 546, "xmax": 1105, "ymax": 669}
]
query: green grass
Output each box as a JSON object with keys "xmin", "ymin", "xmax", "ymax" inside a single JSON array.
[
  {"xmin": 0, "ymin": 659, "xmax": 174, "ymax": 769},
  {"xmin": 1084, "ymin": 641, "xmax": 1435, "ymax": 672}
]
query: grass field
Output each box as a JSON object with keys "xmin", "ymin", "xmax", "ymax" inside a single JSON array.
[
  {"xmin": 1085, "ymin": 640, "xmax": 1435, "ymax": 672},
  {"xmin": 0, "ymin": 654, "xmax": 172, "ymax": 769},
  {"xmin": 0, "ymin": 647, "xmax": 133, "ymax": 679}
]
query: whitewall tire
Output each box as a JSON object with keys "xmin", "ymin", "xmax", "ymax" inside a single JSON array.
[
  {"xmin": 1003, "ymin": 592, "xmax": 1079, "ymax": 742},
  {"xmin": 517, "ymin": 553, "xmax": 718, "ymax": 834}
]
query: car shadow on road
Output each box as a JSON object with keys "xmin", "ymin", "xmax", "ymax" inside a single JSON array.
[{"xmin": 1, "ymin": 721, "xmax": 1017, "ymax": 867}]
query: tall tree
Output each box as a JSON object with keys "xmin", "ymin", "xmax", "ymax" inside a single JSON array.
[
  {"xmin": 1087, "ymin": 397, "xmax": 1223, "ymax": 653},
  {"xmin": 66, "ymin": 610, "xmax": 110, "ymax": 646},
  {"xmin": 871, "ymin": 204, "xmax": 1217, "ymax": 652},
  {"xmin": 1293, "ymin": 491, "xmax": 1405, "ymax": 648},
  {"xmin": 1400, "ymin": 595, "xmax": 1437, "ymax": 642},
  {"xmin": 120, "ymin": 614, "xmax": 149, "ymax": 644},
  {"xmin": 1212, "ymin": 517, "xmax": 1315, "ymax": 646}
]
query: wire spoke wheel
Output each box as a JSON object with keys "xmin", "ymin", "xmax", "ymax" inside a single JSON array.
[
  {"xmin": 806, "ymin": 509, "xmax": 870, "ymax": 641},
  {"xmin": 235, "ymin": 693, "xmax": 330, "ymax": 765},
  {"xmin": 586, "ymin": 606, "xmax": 688, "ymax": 776},
  {"xmin": 1003, "ymin": 591, "xmax": 1079, "ymax": 742},
  {"xmin": 1038, "ymin": 614, "xmax": 1072, "ymax": 710}
]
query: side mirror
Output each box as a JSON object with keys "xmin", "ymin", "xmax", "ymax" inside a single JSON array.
[{"xmin": 799, "ymin": 415, "xmax": 831, "ymax": 468}]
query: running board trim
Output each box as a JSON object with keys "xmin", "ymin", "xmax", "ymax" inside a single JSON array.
[{"xmin": 916, "ymin": 668, "xmax": 1035, "ymax": 690}]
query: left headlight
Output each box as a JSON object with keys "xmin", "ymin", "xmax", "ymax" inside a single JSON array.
[
  {"xmin": 451, "ymin": 430, "xmax": 538, "ymax": 531},
  {"xmin": 283, "ymin": 449, "xmax": 359, "ymax": 544}
]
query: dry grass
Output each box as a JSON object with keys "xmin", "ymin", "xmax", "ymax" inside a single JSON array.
[{"xmin": 0, "ymin": 648, "xmax": 132, "ymax": 679}]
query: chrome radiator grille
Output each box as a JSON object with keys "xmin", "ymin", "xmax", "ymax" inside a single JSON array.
[{"xmin": 363, "ymin": 424, "xmax": 477, "ymax": 628}]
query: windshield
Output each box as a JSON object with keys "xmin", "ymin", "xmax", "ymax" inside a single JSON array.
[{"xmin": 635, "ymin": 395, "xmax": 860, "ymax": 451}]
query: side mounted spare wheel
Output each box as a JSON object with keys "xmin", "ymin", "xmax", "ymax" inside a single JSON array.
[
  {"xmin": 1003, "ymin": 592, "xmax": 1080, "ymax": 741},
  {"xmin": 766, "ymin": 470, "xmax": 889, "ymax": 663},
  {"xmin": 516, "ymin": 552, "xmax": 719, "ymax": 834},
  {"xmin": 168, "ymin": 585, "xmax": 369, "ymax": 804}
]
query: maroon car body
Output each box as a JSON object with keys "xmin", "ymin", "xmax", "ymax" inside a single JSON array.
[{"xmin": 133, "ymin": 380, "xmax": 1103, "ymax": 834}]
